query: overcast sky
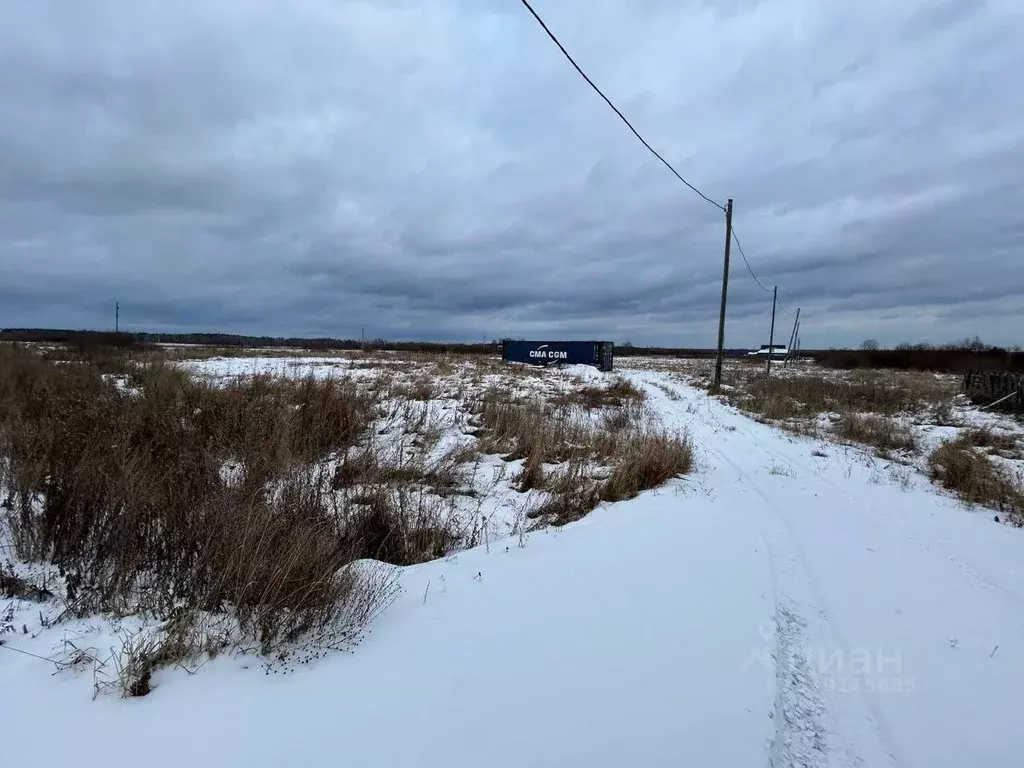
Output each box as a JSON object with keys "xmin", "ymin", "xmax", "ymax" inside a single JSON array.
[{"xmin": 1, "ymin": 0, "xmax": 1022, "ymax": 348}]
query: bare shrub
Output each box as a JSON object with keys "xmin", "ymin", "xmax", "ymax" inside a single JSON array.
[
  {"xmin": 834, "ymin": 414, "xmax": 917, "ymax": 454},
  {"xmin": 928, "ymin": 438, "xmax": 1024, "ymax": 523}
]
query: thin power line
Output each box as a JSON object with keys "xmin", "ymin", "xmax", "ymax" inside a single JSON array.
[
  {"xmin": 731, "ymin": 228, "xmax": 793, "ymax": 314},
  {"xmin": 730, "ymin": 229, "xmax": 771, "ymax": 293},
  {"xmin": 518, "ymin": 0, "xmax": 725, "ymax": 211}
]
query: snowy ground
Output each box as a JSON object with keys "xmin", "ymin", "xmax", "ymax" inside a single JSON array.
[{"xmin": 3, "ymin": 360, "xmax": 1024, "ymax": 767}]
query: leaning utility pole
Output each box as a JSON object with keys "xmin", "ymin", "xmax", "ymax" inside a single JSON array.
[
  {"xmin": 713, "ymin": 198, "xmax": 734, "ymax": 390},
  {"xmin": 766, "ymin": 286, "xmax": 778, "ymax": 377},
  {"xmin": 785, "ymin": 307, "xmax": 801, "ymax": 364}
]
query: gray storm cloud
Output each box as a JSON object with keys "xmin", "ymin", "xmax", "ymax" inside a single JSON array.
[{"xmin": 1, "ymin": 0, "xmax": 1022, "ymax": 347}]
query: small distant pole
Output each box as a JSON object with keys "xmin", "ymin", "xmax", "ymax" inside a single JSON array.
[
  {"xmin": 766, "ymin": 286, "xmax": 777, "ymax": 377},
  {"xmin": 361, "ymin": 327, "xmax": 365, "ymax": 350},
  {"xmin": 115, "ymin": 302, "xmax": 119, "ymax": 332}
]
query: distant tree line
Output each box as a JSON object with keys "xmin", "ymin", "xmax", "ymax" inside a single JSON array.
[
  {"xmin": 2, "ymin": 329, "xmax": 1019, "ymax": 373},
  {"xmin": 0, "ymin": 328, "xmax": 502, "ymax": 355},
  {"xmin": 813, "ymin": 337, "xmax": 1024, "ymax": 373}
]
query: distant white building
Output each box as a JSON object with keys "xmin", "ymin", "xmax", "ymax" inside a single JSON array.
[{"xmin": 747, "ymin": 344, "xmax": 788, "ymax": 360}]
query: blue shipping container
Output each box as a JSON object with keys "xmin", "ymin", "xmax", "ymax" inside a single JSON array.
[{"xmin": 501, "ymin": 340, "xmax": 614, "ymax": 372}]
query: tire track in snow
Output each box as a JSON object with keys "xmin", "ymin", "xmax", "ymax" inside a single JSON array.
[{"xmin": 630, "ymin": 371, "xmax": 899, "ymax": 767}]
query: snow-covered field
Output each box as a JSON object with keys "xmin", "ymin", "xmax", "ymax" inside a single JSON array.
[{"xmin": 3, "ymin": 355, "xmax": 1024, "ymax": 767}]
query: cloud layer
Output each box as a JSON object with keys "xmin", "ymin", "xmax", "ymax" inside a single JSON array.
[{"xmin": 2, "ymin": 0, "xmax": 1023, "ymax": 347}]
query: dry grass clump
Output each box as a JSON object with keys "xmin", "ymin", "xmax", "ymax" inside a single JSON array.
[
  {"xmin": 834, "ymin": 414, "xmax": 917, "ymax": 454},
  {"xmin": 338, "ymin": 489, "xmax": 461, "ymax": 566},
  {"xmin": 332, "ymin": 442, "xmax": 478, "ymax": 499},
  {"xmin": 0, "ymin": 565, "xmax": 53, "ymax": 602},
  {"xmin": 393, "ymin": 375, "xmax": 437, "ymax": 402},
  {"xmin": 601, "ymin": 430, "xmax": 693, "ymax": 502},
  {"xmin": 959, "ymin": 427, "xmax": 1020, "ymax": 457},
  {"xmin": 474, "ymin": 395, "xmax": 598, "ymax": 465},
  {"xmin": 928, "ymin": 437, "xmax": 1024, "ymax": 523},
  {"xmin": 472, "ymin": 385, "xmax": 691, "ymax": 526},
  {"xmin": 551, "ymin": 377, "xmax": 645, "ymax": 409}
]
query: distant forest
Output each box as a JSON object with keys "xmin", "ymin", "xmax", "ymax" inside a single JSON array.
[{"xmin": 1, "ymin": 328, "xmax": 1021, "ymax": 372}]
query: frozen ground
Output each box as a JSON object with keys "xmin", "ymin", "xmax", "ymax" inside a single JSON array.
[{"xmin": 3, "ymin": 360, "xmax": 1024, "ymax": 767}]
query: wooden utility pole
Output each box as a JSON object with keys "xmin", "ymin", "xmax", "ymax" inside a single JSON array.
[
  {"xmin": 115, "ymin": 302, "xmax": 119, "ymax": 333},
  {"xmin": 713, "ymin": 198, "xmax": 734, "ymax": 390},
  {"xmin": 766, "ymin": 286, "xmax": 778, "ymax": 377},
  {"xmin": 785, "ymin": 307, "xmax": 801, "ymax": 364}
]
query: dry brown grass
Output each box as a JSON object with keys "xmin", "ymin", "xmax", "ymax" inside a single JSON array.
[
  {"xmin": 714, "ymin": 363, "xmax": 958, "ymax": 454},
  {"xmin": 601, "ymin": 430, "xmax": 693, "ymax": 502},
  {"xmin": 928, "ymin": 437, "xmax": 1024, "ymax": 523},
  {"xmin": 834, "ymin": 414, "xmax": 917, "ymax": 455},
  {"xmin": 338, "ymin": 489, "xmax": 462, "ymax": 565},
  {"xmin": 550, "ymin": 377, "xmax": 645, "ymax": 409},
  {"xmin": 959, "ymin": 427, "xmax": 1020, "ymax": 457},
  {"xmin": 473, "ymin": 386, "xmax": 691, "ymax": 526},
  {"xmin": 0, "ymin": 344, "xmax": 694, "ymax": 689},
  {"xmin": 0, "ymin": 565, "xmax": 53, "ymax": 602},
  {"xmin": 0, "ymin": 344, "xmax": 395, "ymax": 663},
  {"xmin": 332, "ymin": 441, "xmax": 477, "ymax": 499},
  {"xmin": 731, "ymin": 370, "xmax": 954, "ymax": 420}
]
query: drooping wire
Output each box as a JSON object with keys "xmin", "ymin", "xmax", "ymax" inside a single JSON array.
[
  {"xmin": 518, "ymin": 0, "xmax": 725, "ymax": 211},
  {"xmin": 733, "ymin": 227, "xmax": 794, "ymax": 313},
  {"xmin": 730, "ymin": 228, "xmax": 770, "ymax": 293}
]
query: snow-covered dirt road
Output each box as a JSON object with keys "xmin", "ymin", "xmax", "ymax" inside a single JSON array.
[
  {"xmin": 3, "ymin": 369, "xmax": 1022, "ymax": 768},
  {"xmin": 631, "ymin": 370, "xmax": 1024, "ymax": 768}
]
